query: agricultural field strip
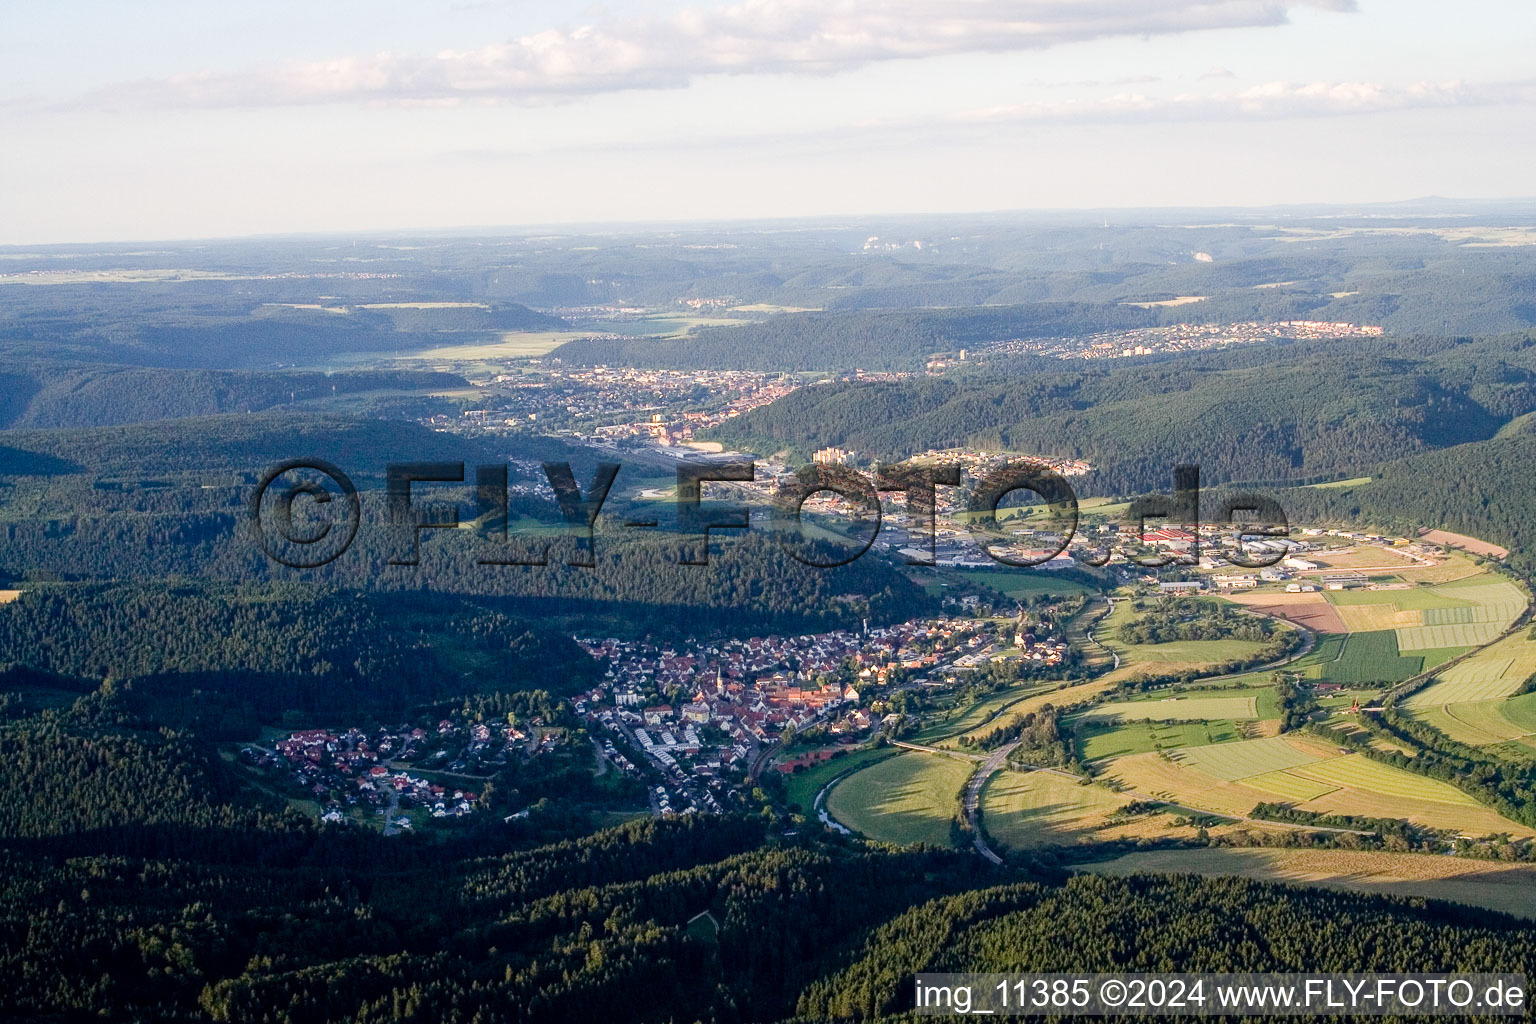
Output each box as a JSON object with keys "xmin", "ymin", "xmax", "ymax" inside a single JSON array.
[
  {"xmin": 1075, "ymin": 696, "xmax": 1258, "ymax": 722},
  {"xmin": 1286, "ymin": 755, "xmax": 1484, "ymax": 807},
  {"xmin": 1404, "ymin": 630, "xmax": 1536, "ymax": 706},
  {"xmin": 1168, "ymin": 738, "xmax": 1482, "ymax": 810},
  {"xmin": 1171, "ymin": 737, "xmax": 1326, "ymax": 782}
]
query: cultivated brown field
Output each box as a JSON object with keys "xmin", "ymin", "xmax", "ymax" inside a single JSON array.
[
  {"xmin": 1419, "ymin": 529, "xmax": 1510, "ymax": 559},
  {"xmin": 1226, "ymin": 592, "xmax": 1349, "ymax": 633},
  {"xmin": 1080, "ymin": 847, "xmax": 1536, "ymax": 919}
]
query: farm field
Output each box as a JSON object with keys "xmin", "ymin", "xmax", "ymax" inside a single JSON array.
[
  {"xmin": 781, "ymin": 746, "xmax": 896, "ymax": 812},
  {"xmin": 981, "ymin": 770, "xmax": 1131, "ymax": 848},
  {"xmin": 1172, "ymin": 736, "xmax": 1328, "ymax": 781},
  {"xmin": 1307, "ymin": 630, "xmax": 1423, "ymax": 684},
  {"xmin": 1077, "ymin": 695, "xmax": 1260, "ymax": 722},
  {"xmin": 1100, "ymin": 751, "xmax": 1283, "ymax": 818},
  {"xmin": 1288, "ymin": 754, "xmax": 1482, "ymax": 807},
  {"xmin": 1079, "ymin": 848, "xmax": 1536, "ymax": 920},
  {"xmin": 1392, "ymin": 577, "xmax": 1524, "ymax": 651},
  {"xmin": 1076, "ymin": 719, "xmax": 1244, "ymax": 761},
  {"xmin": 1403, "ymin": 692, "xmax": 1536, "ymax": 749},
  {"xmin": 1102, "ymin": 736, "xmax": 1533, "ymax": 836},
  {"xmin": 824, "ymin": 751, "xmax": 972, "ymax": 847},
  {"xmin": 1225, "ymin": 591, "xmax": 1348, "ymax": 633},
  {"xmin": 1403, "ymin": 631, "xmax": 1536, "ymax": 707},
  {"xmin": 957, "ymin": 570, "xmax": 1095, "ymax": 600}
]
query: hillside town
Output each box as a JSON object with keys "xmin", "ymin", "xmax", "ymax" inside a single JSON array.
[{"xmin": 572, "ymin": 613, "xmax": 1073, "ymax": 815}]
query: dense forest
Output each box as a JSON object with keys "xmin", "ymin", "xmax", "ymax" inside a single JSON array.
[
  {"xmin": 0, "ymin": 583, "xmax": 600, "ymax": 731},
  {"xmin": 710, "ymin": 329, "xmax": 1536, "ymax": 493},
  {"xmin": 0, "ymin": 362, "xmax": 471, "ymax": 429},
  {"xmin": 0, "ymin": 288, "xmax": 565, "ymax": 369},
  {"xmin": 0, "ymin": 412, "xmax": 932, "ymax": 636},
  {"xmin": 550, "ymin": 303, "xmax": 1159, "ymax": 371}
]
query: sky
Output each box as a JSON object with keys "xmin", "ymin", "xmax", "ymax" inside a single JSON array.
[{"xmin": 2, "ymin": 0, "xmax": 1535, "ymax": 244}]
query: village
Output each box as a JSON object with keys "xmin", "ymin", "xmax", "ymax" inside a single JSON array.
[
  {"xmin": 572, "ymin": 612, "xmax": 1073, "ymax": 815},
  {"xmin": 239, "ymin": 711, "xmax": 570, "ymax": 833}
]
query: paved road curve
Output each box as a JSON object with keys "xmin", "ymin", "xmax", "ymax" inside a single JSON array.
[{"xmin": 961, "ymin": 741, "xmax": 1020, "ymax": 865}]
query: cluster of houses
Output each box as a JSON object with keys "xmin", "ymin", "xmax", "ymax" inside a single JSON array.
[
  {"xmin": 465, "ymin": 366, "xmax": 802, "ymax": 444},
  {"xmin": 577, "ymin": 617, "xmax": 995, "ymax": 719},
  {"xmin": 242, "ymin": 715, "xmax": 558, "ymax": 830}
]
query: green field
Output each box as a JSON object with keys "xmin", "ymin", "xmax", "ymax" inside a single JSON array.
[
  {"xmin": 1242, "ymin": 769, "xmax": 1341, "ymax": 802},
  {"xmin": 957, "ymin": 570, "xmax": 1095, "ymax": 600},
  {"xmin": 1078, "ymin": 695, "xmax": 1260, "ymax": 722},
  {"xmin": 981, "ymin": 770, "xmax": 1131, "ymax": 848},
  {"xmin": 1172, "ymin": 736, "xmax": 1323, "ymax": 781},
  {"xmin": 1098, "ymin": 600, "xmax": 1271, "ymax": 671},
  {"xmin": 782, "ymin": 747, "xmax": 897, "ymax": 812},
  {"xmin": 1325, "ymin": 630, "xmax": 1424, "ymax": 684},
  {"xmin": 1076, "ymin": 719, "xmax": 1243, "ymax": 761},
  {"xmin": 1403, "ymin": 691, "xmax": 1536, "ymax": 748},
  {"xmin": 1326, "ymin": 588, "xmax": 1470, "ymax": 610},
  {"xmin": 824, "ymin": 752, "xmax": 973, "ymax": 847}
]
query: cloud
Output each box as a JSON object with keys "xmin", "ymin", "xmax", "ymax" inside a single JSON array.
[
  {"xmin": 958, "ymin": 78, "xmax": 1536, "ymax": 125},
  {"xmin": 54, "ymin": 0, "xmax": 1356, "ymax": 110},
  {"xmin": 434, "ymin": 77, "xmax": 1536, "ymax": 161}
]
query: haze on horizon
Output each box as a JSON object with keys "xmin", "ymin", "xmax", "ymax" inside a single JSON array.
[{"xmin": 3, "ymin": 0, "xmax": 1534, "ymax": 245}]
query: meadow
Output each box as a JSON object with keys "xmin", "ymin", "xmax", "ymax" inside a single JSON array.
[
  {"xmin": 781, "ymin": 746, "xmax": 897, "ymax": 812},
  {"xmin": 1077, "ymin": 694, "xmax": 1260, "ymax": 722},
  {"xmin": 1404, "ymin": 631, "xmax": 1536, "ymax": 707},
  {"xmin": 1096, "ymin": 599, "xmax": 1272, "ymax": 681},
  {"xmin": 1076, "ymin": 719, "xmax": 1244, "ymax": 761},
  {"xmin": 824, "ymin": 751, "xmax": 972, "ymax": 847},
  {"xmin": 981, "ymin": 770, "xmax": 1131, "ymax": 848},
  {"xmin": 909, "ymin": 680, "xmax": 1057, "ymax": 746}
]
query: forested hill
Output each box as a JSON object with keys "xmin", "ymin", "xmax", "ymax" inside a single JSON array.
[
  {"xmin": 710, "ymin": 330, "xmax": 1536, "ymax": 494},
  {"xmin": 0, "ymin": 410, "xmax": 511, "ymax": 477},
  {"xmin": 4, "ymin": 774, "xmax": 1533, "ymax": 1024},
  {"xmin": 0, "ymin": 412, "xmax": 933, "ymax": 636},
  {"xmin": 549, "ymin": 303, "xmax": 1159, "ymax": 371},
  {"xmin": 1271, "ymin": 424, "xmax": 1536, "ymax": 572},
  {"xmin": 0, "ymin": 363, "xmax": 470, "ymax": 429},
  {"xmin": 0, "ymin": 290, "xmax": 565, "ymax": 368}
]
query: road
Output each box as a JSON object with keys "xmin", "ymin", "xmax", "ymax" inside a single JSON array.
[
  {"xmin": 960, "ymin": 741, "xmax": 1019, "ymax": 866},
  {"xmin": 381, "ymin": 785, "xmax": 402, "ymax": 835}
]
